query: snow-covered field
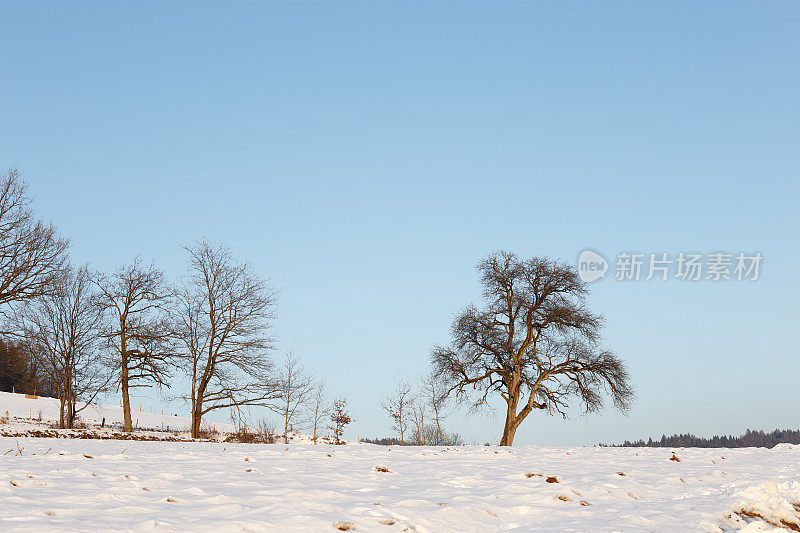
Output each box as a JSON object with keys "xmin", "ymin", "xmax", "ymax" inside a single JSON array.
[{"xmin": 2, "ymin": 392, "xmax": 800, "ymax": 532}]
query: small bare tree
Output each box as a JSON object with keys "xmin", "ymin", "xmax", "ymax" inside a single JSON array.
[
  {"xmin": 381, "ymin": 377, "xmax": 414, "ymax": 445},
  {"xmin": 94, "ymin": 258, "xmax": 175, "ymax": 432},
  {"xmin": 409, "ymin": 399, "xmax": 426, "ymax": 446},
  {"xmin": 432, "ymin": 251, "xmax": 634, "ymax": 446},
  {"xmin": 328, "ymin": 397, "xmax": 352, "ymax": 445},
  {"xmin": 310, "ymin": 380, "xmax": 329, "ymax": 444},
  {"xmin": 272, "ymin": 351, "xmax": 315, "ymax": 443},
  {"xmin": 0, "ymin": 169, "xmax": 69, "ymax": 325},
  {"xmin": 419, "ymin": 372, "xmax": 450, "ymax": 445},
  {"xmin": 175, "ymin": 240, "xmax": 279, "ymax": 439},
  {"xmin": 17, "ymin": 266, "xmax": 109, "ymax": 428}
]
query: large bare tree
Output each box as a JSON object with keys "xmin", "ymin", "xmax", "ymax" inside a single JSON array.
[
  {"xmin": 0, "ymin": 169, "xmax": 69, "ymax": 326},
  {"xmin": 94, "ymin": 258, "xmax": 175, "ymax": 432},
  {"xmin": 176, "ymin": 241, "xmax": 279, "ymax": 438},
  {"xmin": 432, "ymin": 251, "xmax": 633, "ymax": 446},
  {"xmin": 17, "ymin": 266, "xmax": 109, "ymax": 428},
  {"xmin": 272, "ymin": 351, "xmax": 315, "ymax": 443}
]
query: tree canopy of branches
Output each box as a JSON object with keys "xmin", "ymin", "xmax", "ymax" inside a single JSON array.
[
  {"xmin": 272, "ymin": 351, "xmax": 315, "ymax": 443},
  {"xmin": 94, "ymin": 258, "xmax": 175, "ymax": 432},
  {"xmin": 16, "ymin": 266, "xmax": 109, "ymax": 428},
  {"xmin": 431, "ymin": 251, "xmax": 634, "ymax": 446},
  {"xmin": 176, "ymin": 241, "xmax": 279, "ymax": 438},
  {"xmin": 0, "ymin": 169, "xmax": 69, "ymax": 326},
  {"xmin": 381, "ymin": 377, "xmax": 413, "ymax": 445}
]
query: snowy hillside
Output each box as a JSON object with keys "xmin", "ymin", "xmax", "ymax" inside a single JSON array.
[
  {"xmin": 0, "ymin": 391, "xmax": 332, "ymax": 445},
  {"xmin": 0, "ymin": 390, "xmax": 234, "ymax": 433},
  {"xmin": 2, "ymin": 438, "xmax": 800, "ymax": 531}
]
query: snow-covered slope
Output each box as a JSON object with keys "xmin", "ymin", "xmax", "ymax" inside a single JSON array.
[
  {"xmin": 0, "ymin": 390, "xmax": 231, "ymax": 432},
  {"xmin": 2, "ymin": 437, "xmax": 799, "ymax": 531}
]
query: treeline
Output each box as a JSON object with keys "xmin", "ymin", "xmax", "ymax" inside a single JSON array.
[
  {"xmin": 361, "ymin": 437, "xmax": 403, "ymax": 446},
  {"xmin": 603, "ymin": 429, "xmax": 800, "ymax": 449},
  {"xmin": 0, "ymin": 168, "xmax": 352, "ymax": 442},
  {"xmin": 0, "ymin": 339, "xmax": 57, "ymax": 397}
]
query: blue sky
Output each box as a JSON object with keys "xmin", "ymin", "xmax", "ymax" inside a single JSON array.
[{"xmin": 1, "ymin": 2, "xmax": 798, "ymax": 445}]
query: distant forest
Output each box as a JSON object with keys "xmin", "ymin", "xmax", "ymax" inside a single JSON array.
[
  {"xmin": 361, "ymin": 437, "xmax": 403, "ymax": 446},
  {"xmin": 603, "ymin": 429, "xmax": 800, "ymax": 449}
]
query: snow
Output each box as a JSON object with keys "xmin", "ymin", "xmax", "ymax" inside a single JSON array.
[
  {"xmin": 2, "ymin": 392, "xmax": 800, "ymax": 531},
  {"xmin": 0, "ymin": 390, "xmax": 235, "ymax": 433},
  {"xmin": 2, "ymin": 439, "xmax": 799, "ymax": 531}
]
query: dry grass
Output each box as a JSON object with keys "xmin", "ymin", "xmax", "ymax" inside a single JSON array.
[{"xmin": 735, "ymin": 508, "xmax": 800, "ymax": 531}]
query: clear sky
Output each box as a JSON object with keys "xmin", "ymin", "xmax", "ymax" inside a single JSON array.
[{"xmin": 1, "ymin": 2, "xmax": 798, "ymax": 445}]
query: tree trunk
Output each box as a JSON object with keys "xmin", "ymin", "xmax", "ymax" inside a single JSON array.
[
  {"xmin": 121, "ymin": 332, "xmax": 133, "ymax": 432},
  {"xmin": 284, "ymin": 405, "xmax": 289, "ymax": 444},
  {"xmin": 59, "ymin": 394, "xmax": 66, "ymax": 429},
  {"xmin": 191, "ymin": 397, "xmax": 203, "ymax": 439},
  {"xmin": 499, "ymin": 419, "xmax": 519, "ymax": 446},
  {"xmin": 500, "ymin": 396, "xmax": 520, "ymax": 446}
]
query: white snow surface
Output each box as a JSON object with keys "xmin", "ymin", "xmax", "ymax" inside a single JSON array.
[{"xmin": 2, "ymin": 392, "xmax": 800, "ymax": 531}]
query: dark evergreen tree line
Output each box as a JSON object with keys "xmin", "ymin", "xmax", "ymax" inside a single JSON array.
[{"xmin": 603, "ymin": 429, "xmax": 800, "ymax": 449}]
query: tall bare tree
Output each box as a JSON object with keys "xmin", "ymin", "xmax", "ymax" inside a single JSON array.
[
  {"xmin": 381, "ymin": 376, "xmax": 414, "ymax": 445},
  {"xmin": 0, "ymin": 169, "xmax": 69, "ymax": 326},
  {"xmin": 176, "ymin": 240, "xmax": 279, "ymax": 438},
  {"xmin": 272, "ymin": 351, "xmax": 315, "ymax": 443},
  {"xmin": 17, "ymin": 266, "xmax": 109, "ymax": 428},
  {"xmin": 94, "ymin": 258, "xmax": 175, "ymax": 432},
  {"xmin": 310, "ymin": 380, "xmax": 329, "ymax": 444},
  {"xmin": 432, "ymin": 251, "xmax": 634, "ymax": 446}
]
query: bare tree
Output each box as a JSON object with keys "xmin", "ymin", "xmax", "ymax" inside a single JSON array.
[
  {"xmin": 272, "ymin": 351, "xmax": 315, "ymax": 443},
  {"xmin": 431, "ymin": 251, "xmax": 634, "ymax": 446},
  {"xmin": 17, "ymin": 266, "xmax": 109, "ymax": 428},
  {"xmin": 409, "ymin": 398, "xmax": 426, "ymax": 446},
  {"xmin": 0, "ymin": 169, "xmax": 69, "ymax": 326},
  {"xmin": 175, "ymin": 240, "xmax": 279, "ymax": 438},
  {"xmin": 94, "ymin": 258, "xmax": 176, "ymax": 432},
  {"xmin": 419, "ymin": 372, "xmax": 450, "ymax": 445},
  {"xmin": 381, "ymin": 376, "xmax": 414, "ymax": 445},
  {"xmin": 328, "ymin": 396, "xmax": 352, "ymax": 445},
  {"xmin": 310, "ymin": 380, "xmax": 329, "ymax": 444}
]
